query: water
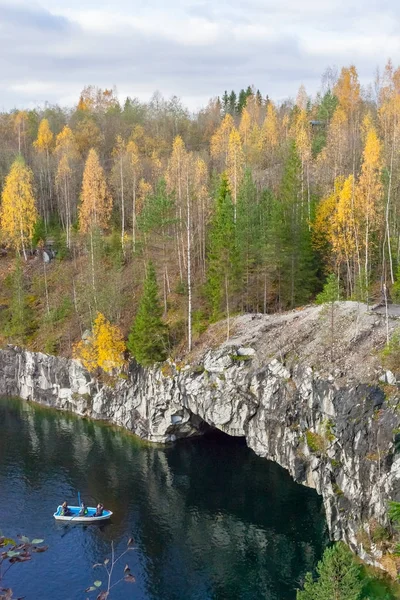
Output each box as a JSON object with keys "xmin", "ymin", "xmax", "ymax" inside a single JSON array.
[{"xmin": 0, "ymin": 397, "xmax": 328, "ymax": 600}]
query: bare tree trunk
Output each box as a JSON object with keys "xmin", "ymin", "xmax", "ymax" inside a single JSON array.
[
  {"xmin": 186, "ymin": 173, "xmax": 192, "ymax": 352},
  {"xmin": 90, "ymin": 229, "xmax": 97, "ymax": 308},
  {"xmin": 384, "ymin": 126, "xmax": 396, "ymax": 284},
  {"xmin": 225, "ymin": 273, "xmax": 230, "ymax": 341},
  {"xmin": 43, "ymin": 259, "xmax": 50, "ymax": 316},
  {"xmin": 120, "ymin": 154, "xmax": 125, "ymax": 254},
  {"xmin": 132, "ymin": 177, "xmax": 136, "ymax": 253}
]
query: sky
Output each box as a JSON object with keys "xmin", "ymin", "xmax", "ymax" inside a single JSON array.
[{"xmin": 1, "ymin": 0, "xmax": 400, "ymax": 112}]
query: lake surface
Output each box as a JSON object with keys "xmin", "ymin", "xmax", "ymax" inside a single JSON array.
[{"xmin": 0, "ymin": 397, "xmax": 328, "ymax": 600}]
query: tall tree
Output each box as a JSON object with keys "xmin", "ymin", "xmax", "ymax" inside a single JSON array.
[
  {"xmin": 0, "ymin": 156, "xmax": 38, "ymax": 260},
  {"xmin": 111, "ymin": 135, "xmax": 129, "ymax": 253},
  {"xmin": 210, "ymin": 114, "xmax": 235, "ymax": 170},
  {"xmin": 54, "ymin": 125, "xmax": 80, "ymax": 248},
  {"xmin": 227, "ymin": 128, "xmax": 245, "ymax": 222},
  {"xmin": 127, "ymin": 262, "xmax": 168, "ymax": 366},
  {"xmin": 206, "ymin": 173, "xmax": 238, "ymax": 338},
  {"xmin": 34, "ymin": 118, "xmax": 54, "ymax": 224},
  {"xmin": 355, "ymin": 116, "xmax": 383, "ymax": 299},
  {"xmin": 138, "ymin": 179, "xmax": 175, "ymax": 314},
  {"xmin": 277, "ymin": 141, "xmax": 316, "ymax": 308},
  {"xmin": 79, "ymin": 148, "xmax": 112, "ymax": 304}
]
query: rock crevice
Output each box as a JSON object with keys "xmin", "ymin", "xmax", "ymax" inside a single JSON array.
[{"xmin": 1, "ymin": 302, "xmax": 400, "ymax": 570}]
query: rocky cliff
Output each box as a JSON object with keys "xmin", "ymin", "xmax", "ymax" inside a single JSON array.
[{"xmin": 1, "ymin": 301, "xmax": 400, "ymax": 571}]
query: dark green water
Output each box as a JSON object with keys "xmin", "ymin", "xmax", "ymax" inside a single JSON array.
[{"xmin": 0, "ymin": 397, "xmax": 328, "ymax": 599}]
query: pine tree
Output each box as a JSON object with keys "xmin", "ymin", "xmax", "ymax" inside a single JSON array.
[
  {"xmin": 236, "ymin": 170, "xmax": 259, "ymax": 311},
  {"xmin": 277, "ymin": 141, "xmax": 317, "ymax": 308},
  {"xmin": 237, "ymin": 89, "xmax": 247, "ymax": 114},
  {"xmin": 228, "ymin": 90, "xmax": 237, "ymax": 115},
  {"xmin": 296, "ymin": 543, "xmax": 363, "ymax": 600},
  {"xmin": 138, "ymin": 179, "xmax": 175, "ymax": 314},
  {"xmin": 0, "ymin": 156, "xmax": 38, "ymax": 260},
  {"xmin": 127, "ymin": 262, "xmax": 168, "ymax": 366},
  {"xmin": 206, "ymin": 173, "xmax": 238, "ymax": 337}
]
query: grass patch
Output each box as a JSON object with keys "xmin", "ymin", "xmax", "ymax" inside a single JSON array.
[
  {"xmin": 305, "ymin": 430, "xmax": 325, "ymax": 453},
  {"xmin": 360, "ymin": 561, "xmax": 400, "ymax": 599}
]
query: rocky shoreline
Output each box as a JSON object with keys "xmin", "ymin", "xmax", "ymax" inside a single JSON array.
[{"xmin": 1, "ymin": 301, "xmax": 400, "ymax": 572}]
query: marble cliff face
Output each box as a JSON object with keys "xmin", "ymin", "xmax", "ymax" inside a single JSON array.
[{"xmin": 1, "ymin": 302, "xmax": 400, "ymax": 570}]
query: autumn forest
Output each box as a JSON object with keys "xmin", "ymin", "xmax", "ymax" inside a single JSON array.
[{"xmin": 0, "ymin": 63, "xmax": 399, "ymax": 365}]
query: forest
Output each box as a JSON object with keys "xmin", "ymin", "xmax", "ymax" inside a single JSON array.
[{"xmin": 0, "ymin": 62, "xmax": 399, "ymax": 366}]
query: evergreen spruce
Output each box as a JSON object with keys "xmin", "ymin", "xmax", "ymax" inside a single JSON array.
[
  {"xmin": 206, "ymin": 173, "xmax": 238, "ymax": 325},
  {"xmin": 228, "ymin": 91, "xmax": 237, "ymax": 115},
  {"xmin": 277, "ymin": 140, "xmax": 317, "ymax": 308},
  {"xmin": 127, "ymin": 262, "xmax": 168, "ymax": 366},
  {"xmin": 236, "ymin": 170, "xmax": 259, "ymax": 311},
  {"xmin": 296, "ymin": 543, "xmax": 363, "ymax": 600},
  {"xmin": 237, "ymin": 89, "xmax": 248, "ymax": 114}
]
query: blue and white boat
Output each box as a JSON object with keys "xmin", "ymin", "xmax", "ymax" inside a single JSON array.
[{"xmin": 54, "ymin": 506, "xmax": 113, "ymax": 522}]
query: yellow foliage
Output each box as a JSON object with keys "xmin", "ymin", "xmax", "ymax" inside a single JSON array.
[
  {"xmin": 166, "ymin": 135, "xmax": 187, "ymax": 199},
  {"xmin": 313, "ymin": 175, "xmax": 356, "ymax": 267},
  {"xmin": 239, "ymin": 109, "xmax": 251, "ymax": 146},
  {"xmin": 293, "ymin": 110, "xmax": 312, "ymax": 162},
  {"xmin": 210, "ymin": 114, "xmax": 234, "ymax": 165},
  {"xmin": 0, "ymin": 157, "xmax": 38, "ymax": 254},
  {"xmin": 334, "ymin": 65, "xmax": 360, "ymax": 116},
  {"xmin": 73, "ymin": 312, "xmax": 126, "ymax": 374},
  {"xmin": 55, "ymin": 126, "xmax": 79, "ymax": 160},
  {"xmin": 13, "ymin": 111, "xmax": 28, "ymax": 149},
  {"xmin": 55, "ymin": 126, "xmax": 79, "ymax": 188},
  {"xmin": 137, "ymin": 179, "xmax": 152, "ymax": 214},
  {"xmin": 260, "ymin": 102, "xmax": 279, "ymax": 151},
  {"xmin": 227, "ymin": 128, "xmax": 245, "ymax": 203},
  {"xmin": 194, "ymin": 158, "xmax": 209, "ymax": 204},
  {"xmin": 79, "ymin": 148, "xmax": 112, "ymax": 233},
  {"xmin": 34, "ymin": 119, "xmax": 54, "ymax": 153},
  {"xmin": 73, "ymin": 118, "xmax": 103, "ymax": 156},
  {"xmin": 356, "ymin": 123, "xmax": 383, "ymax": 230}
]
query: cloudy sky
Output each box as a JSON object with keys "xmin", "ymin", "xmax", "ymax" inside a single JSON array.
[{"xmin": 0, "ymin": 0, "xmax": 399, "ymax": 112}]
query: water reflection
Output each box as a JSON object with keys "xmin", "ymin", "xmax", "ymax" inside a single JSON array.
[{"xmin": 0, "ymin": 397, "xmax": 328, "ymax": 600}]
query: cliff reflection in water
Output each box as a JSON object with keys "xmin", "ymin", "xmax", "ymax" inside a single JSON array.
[{"xmin": 0, "ymin": 397, "xmax": 328, "ymax": 600}]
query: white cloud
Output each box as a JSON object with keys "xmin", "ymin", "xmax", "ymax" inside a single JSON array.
[{"xmin": 0, "ymin": 0, "xmax": 400, "ymax": 110}]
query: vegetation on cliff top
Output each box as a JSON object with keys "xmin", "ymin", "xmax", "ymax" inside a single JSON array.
[{"xmin": 1, "ymin": 65, "xmax": 400, "ymax": 364}]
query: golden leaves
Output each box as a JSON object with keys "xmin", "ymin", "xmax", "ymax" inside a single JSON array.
[
  {"xmin": 79, "ymin": 148, "xmax": 112, "ymax": 233},
  {"xmin": 210, "ymin": 114, "xmax": 234, "ymax": 164},
  {"xmin": 0, "ymin": 157, "xmax": 38, "ymax": 253},
  {"xmin": 227, "ymin": 128, "xmax": 244, "ymax": 202},
  {"xmin": 34, "ymin": 119, "xmax": 53, "ymax": 153},
  {"xmin": 73, "ymin": 312, "xmax": 126, "ymax": 374}
]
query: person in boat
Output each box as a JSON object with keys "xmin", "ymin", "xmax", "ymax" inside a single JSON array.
[
  {"xmin": 78, "ymin": 502, "xmax": 88, "ymax": 517},
  {"xmin": 95, "ymin": 503, "xmax": 104, "ymax": 517},
  {"xmin": 61, "ymin": 501, "xmax": 71, "ymax": 516}
]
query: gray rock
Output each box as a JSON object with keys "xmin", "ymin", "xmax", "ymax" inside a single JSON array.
[{"xmin": 1, "ymin": 301, "xmax": 400, "ymax": 573}]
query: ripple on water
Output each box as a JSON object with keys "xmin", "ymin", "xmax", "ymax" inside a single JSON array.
[{"xmin": 0, "ymin": 397, "xmax": 328, "ymax": 600}]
